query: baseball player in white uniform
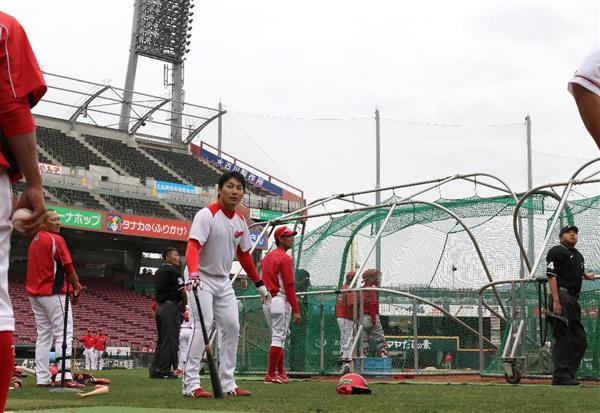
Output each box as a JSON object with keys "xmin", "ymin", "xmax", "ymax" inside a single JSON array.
[
  {"xmin": 182, "ymin": 171, "xmax": 270, "ymax": 398},
  {"xmin": 569, "ymin": 47, "xmax": 600, "ymax": 149},
  {"xmin": 261, "ymin": 227, "xmax": 302, "ymax": 384},
  {"xmin": 176, "ymin": 304, "xmax": 192, "ymax": 376}
]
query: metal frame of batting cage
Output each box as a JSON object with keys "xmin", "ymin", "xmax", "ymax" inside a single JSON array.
[
  {"xmin": 237, "ymin": 287, "xmax": 498, "ymax": 376},
  {"xmin": 493, "ymin": 157, "xmax": 600, "ymax": 384},
  {"xmin": 198, "ymin": 171, "xmax": 527, "ymax": 375}
]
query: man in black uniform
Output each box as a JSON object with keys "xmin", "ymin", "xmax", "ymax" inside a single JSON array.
[
  {"xmin": 149, "ymin": 247, "xmax": 186, "ymax": 379},
  {"xmin": 546, "ymin": 225, "xmax": 595, "ymax": 385}
]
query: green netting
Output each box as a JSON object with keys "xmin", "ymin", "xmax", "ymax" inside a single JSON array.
[{"xmin": 236, "ymin": 193, "xmax": 600, "ymax": 377}]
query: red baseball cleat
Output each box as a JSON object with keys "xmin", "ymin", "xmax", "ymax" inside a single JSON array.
[
  {"xmin": 276, "ymin": 373, "xmax": 290, "ymax": 384},
  {"xmin": 264, "ymin": 374, "xmax": 283, "ymax": 384},
  {"xmin": 185, "ymin": 387, "xmax": 213, "ymax": 398},
  {"xmin": 226, "ymin": 387, "xmax": 251, "ymax": 396}
]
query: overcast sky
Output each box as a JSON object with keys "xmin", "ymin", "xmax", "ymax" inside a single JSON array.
[{"xmin": 4, "ymin": 0, "xmax": 600, "ymax": 203}]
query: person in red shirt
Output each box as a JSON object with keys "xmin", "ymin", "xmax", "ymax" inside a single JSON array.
[
  {"xmin": 360, "ymin": 269, "xmax": 388, "ymax": 357},
  {"xmin": 0, "ymin": 11, "xmax": 47, "ymax": 410},
  {"xmin": 94, "ymin": 330, "xmax": 109, "ymax": 371},
  {"xmin": 26, "ymin": 210, "xmax": 83, "ymax": 388},
  {"xmin": 336, "ymin": 271, "xmax": 356, "ymax": 363},
  {"xmin": 444, "ymin": 352, "xmax": 453, "ymax": 369},
  {"xmin": 261, "ymin": 226, "xmax": 302, "ymax": 384},
  {"xmin": 77, "ymin": 329, "xmax": 96, "ymax": 371}
]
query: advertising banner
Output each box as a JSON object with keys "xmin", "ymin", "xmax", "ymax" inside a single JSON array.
[
  {"xmin": 200, "ymin": 147, "xmax": 284, "ymax": 196},
  {"xmin": 105, "ymin": 213, "xmax": 191, "ymax": 241},
  {"xmin": 48, "ymin": 204, "xmax": 103, "ymax": 231}
]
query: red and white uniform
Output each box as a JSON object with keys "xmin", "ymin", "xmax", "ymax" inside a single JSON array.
[
  {"xmin": 261, "ymin": 248, "xmax": 299, "ymax": 348},
  {"xmin": 360, "ymin": 283, "xmax": 387, "ymax": 356},
  {"xmin": 177, "ymin": 305, "xmax": 192, "ymax": 371},
  {"xmin": 94, "ymin": 334, "xmax": 109, "ymax": 370},
  {"xmin": 78, "ymin": 335, "xmax": 96, "ymax": 371},
  {"xmin": 182, "ymin": 202, "xmax": 258, "ymax": 394},
  {"xmin": 26, "ymin": 230, "xmax": 76, "ymax": 385},
  {"xmin": 0, "ymin": 12, "xmax": 46, "ymax": 408},
  {"xmin": 336, "ymin": 283, "xmax": 354, "ymax": 358}
]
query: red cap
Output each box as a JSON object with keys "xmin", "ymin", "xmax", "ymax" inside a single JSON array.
[{"xmin": 274, "ymin": 226, "xmax": 297, "ymax": 240}]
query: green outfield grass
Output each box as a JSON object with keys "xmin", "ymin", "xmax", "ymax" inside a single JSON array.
[{"xmin": 7, "ymin": 369, "xmax": 600, "ymax": 413}]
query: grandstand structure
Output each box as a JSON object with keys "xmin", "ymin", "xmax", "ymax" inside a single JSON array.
[{"xmin": 8, "ymin": 73, "xmax": 305, "ymax": 352}]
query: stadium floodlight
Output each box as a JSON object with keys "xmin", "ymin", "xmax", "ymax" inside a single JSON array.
[{"xmin": 134, "ymin": 0, "xmax": 194, "ymax": 64}]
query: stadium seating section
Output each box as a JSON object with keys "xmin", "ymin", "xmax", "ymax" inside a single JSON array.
[
  {"xmin": 9, "ymin": 274, "xmax": 156, "ymax": 350},
  {"xmin": 142, "ymin": 147, "xmax": 221, "ymax": 188},
  {"xmin": 45, "ymin": 187, "xmax": 106, "ymax": 211},
  {"xmin": 100, "ymin": 193, "xmax": 177, "ymax": 219},
  {"xmin": 84, "ymin": 135, "xmax": 179, "ymax": 183},
  {"xmin": 143, "ymin": 147, "xmax": 273, "ymax": 196},
  {"xmin": 168, "ymin": 203, "xmax": 199, "ymax": 221},
  {"xmin": 36, "ymin": 126, "xmax": 111, "ymax": 169}
]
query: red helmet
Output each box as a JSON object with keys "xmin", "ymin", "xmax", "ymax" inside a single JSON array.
[
  {"xmin": 345, "ymin": 271, "xmax": 356, "ymax": 282},
  {"xmin": 362, "ymin": 269, "xmax": 381, "ymax": 285},
  {"xmin": 336, "ymin": 373, "xmax": 372, "ymax": 395}
]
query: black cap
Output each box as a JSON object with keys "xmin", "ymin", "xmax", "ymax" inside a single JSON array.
[{"xmin": 559, "ymin": 225, "xmax": 578, "ymax": 236}]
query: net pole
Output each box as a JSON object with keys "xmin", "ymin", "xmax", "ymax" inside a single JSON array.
[{"xmin": 375, "ymin": 108, "xmax": 381, "ymax": 271}]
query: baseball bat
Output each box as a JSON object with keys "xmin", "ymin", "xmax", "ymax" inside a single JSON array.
[
  {"xmin": 192, "ymin": 287, "xmax": 224, "ymax": 399},
  {"xmin": 75, "ymin": 385, "xmax": 110, "ymax": 398},
  {"xmin": 15, "ymin": 365, "xmax": 36, "ymax": 376}
]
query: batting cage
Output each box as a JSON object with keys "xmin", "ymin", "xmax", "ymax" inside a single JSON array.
[{"xmin": 227, "ymin": 168, "xmax": 600, "ymax": 379}]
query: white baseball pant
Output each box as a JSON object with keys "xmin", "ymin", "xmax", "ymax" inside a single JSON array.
[
  {"xmin": 337, "ymin": 317, "xmax": 354, "ymax": 359},
  {"xmin": 83, "ymin": 348, "xmax": 95, "ymax": 370},
  {"xmin": 95, "ymin": 349, "xmax": 105, "ymax": 370},
  {"xmin": 29, "ymin": 294, "xmax": 74, "ymax": 384},
  {"xmin": 0, "ymin": 171, "xmax": 14, "ymax": 333},
  {"xmin": 178, "ymin": 327, "xmax": 192, "ymax": 371},
  {"xmin": 262, "ymin": 295, "xmax": 291, "ymax": 348},
  {"xmin": 182, "ymin": 274, "xmax": 240, "ymax": 395}
]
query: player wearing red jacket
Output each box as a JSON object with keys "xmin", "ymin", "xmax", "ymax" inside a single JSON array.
[
  {"xmin": 77, "ymin": 329, "xmax": 96, "ymax": 371},
  {"xmin": 336, "ymin": 271, "xmax": 356, "ymax": 363},
  {"xmin": 182, "ymin": 171, "xmax": 270, "ymax": 398},
  {"xmin": 0, "ymin": 11, "xmax": 47, "ymax": 410},
  {"xmin": 360, "ymin": 269, "xmax": 388, "ymax": 357},
  {"xmin": 261, "ymin": 227, "xmax": 301, "ymax": 384},
  {"xmin": 27, "ymin": 210, "xmax": 83, "ymax": 388},
  {"xmin": 94, "ymin": 330, "xmax": 109, "ymax": 371}
]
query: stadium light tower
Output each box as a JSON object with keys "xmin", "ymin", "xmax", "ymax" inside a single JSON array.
[{"xmin": 119, "ymin": 0, "xmax": 194, "ymax": 145}]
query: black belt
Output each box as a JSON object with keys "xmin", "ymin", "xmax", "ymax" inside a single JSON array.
[{"xmin": 559, "ymin": 286, "xmax": 580, "ymax": 299}]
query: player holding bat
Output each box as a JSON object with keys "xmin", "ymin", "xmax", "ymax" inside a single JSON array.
[{"xmin": 182, "ymin": 171, "xmax": 271, "ymax": 398}]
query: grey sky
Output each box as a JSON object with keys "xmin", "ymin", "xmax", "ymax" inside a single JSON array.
[{"xmin": 4, "ymin": 0, "xmax": 600, "ymax": 203}]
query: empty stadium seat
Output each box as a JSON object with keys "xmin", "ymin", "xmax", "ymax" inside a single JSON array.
[
  {"xmin": 9, "ymin": 274, "xmax": 157, "ymax": 350},
  {"xmin": 142, "ymin": 146, "xmax": 272, "ymax": 197},
  {"xmin": 100, "ymin": 193, "xmax": 177, "ymax": 219},
  {"xmin": 168, "ymin": 203, "xmax": 199, "ymax": 221},
  {"xmin": 45, "ymin": 186, "xmax": 105, "ymax": 211},
  {"xmin": 84, "ymin": 135, "xmax": 180, "ymax": 184},
  {"xmin": 36, "ymin": 126, "xmax": 111, "ymax": 169}
]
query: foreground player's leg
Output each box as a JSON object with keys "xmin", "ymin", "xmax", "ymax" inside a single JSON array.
[
  {"xmin": 0, "ymin": 331, "xmax": 14, "ymax": 411},
  {"xmin": 214, "ymin": 282, "xmax": 250, "ymax": 396},
  {"xmin": 182, "ymin": 287, "xmax": 214, "ymax": 397},
  {"xmin": 0, "ymin": 173, "xmax": 15, "ymax": 411}
]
